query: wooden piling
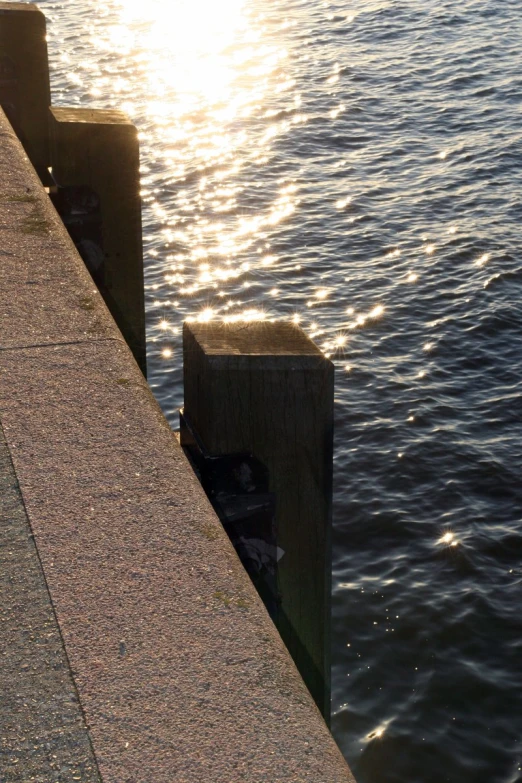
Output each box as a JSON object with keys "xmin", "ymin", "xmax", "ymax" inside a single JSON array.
[
  {"xmin": 182, "ymin": 321, "xmax": 334, "ymax": 720},
  {"xmin": 49, "ymin": 107, "xmax": 146, "ymax": 376},
  {"xmin": 0, "ymin": 2, "xmax": 51, "ymax": 181}
]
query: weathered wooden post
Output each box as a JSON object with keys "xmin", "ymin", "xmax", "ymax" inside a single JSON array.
[
  {"xmin": 0, "ymin": 2, "xmax": 51, "ymax": 182},
  {"xmin": 48, "ymin": 107, "xmax": 146, "ymax": 376},
  {"xmin": 182, "ymin": 321, "xmax": 334, "ymax": 720}
]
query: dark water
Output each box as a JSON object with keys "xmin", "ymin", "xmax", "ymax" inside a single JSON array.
[{"xmin": 40, "ymin": 0, "xmax": 522, "ymax": 780}]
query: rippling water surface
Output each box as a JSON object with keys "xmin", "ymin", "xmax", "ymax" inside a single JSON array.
[{"xmin": 39, "ymin": 0, "xmax": 522, "ymax": 780}]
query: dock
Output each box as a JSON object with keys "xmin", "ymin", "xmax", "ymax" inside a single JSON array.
[{"xmin": 0, "ymin": 89, "xmax": 356, "ymax": 783}]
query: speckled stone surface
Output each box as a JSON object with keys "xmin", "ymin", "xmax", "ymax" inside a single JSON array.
[
  {"xmin": 0, "ymin": 117, "xmax": 118, "ymax": 351},
  {"xmin": 0, "ymin": 422, "xmax": 101, "ymax": 783},
  {"xmin": 0, "ymin": 107, "xmax": 356, "ymax": 782}
]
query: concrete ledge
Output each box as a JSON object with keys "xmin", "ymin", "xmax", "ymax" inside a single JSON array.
[
  {"xmin": 0, "ymin": 107, "xmax": 356, "ymax": 782},
  {"xmin": 0, "ymin": 118, "xmax": 117, "ymax": 349},
  {"xmin": 0, "ymin": 421, "xmax": 100, "ymax": 782}
]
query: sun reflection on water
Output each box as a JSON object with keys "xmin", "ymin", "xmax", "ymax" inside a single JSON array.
[
  {"xmin": 109, "ymin": 0, "xmax": 302, "ymax": 354},
  {"xmin": 116, "ymin": 0, "xmax": 249, "ymax": 101},
  {"xmin": 438, "ymin": 531, "xmax": 459, "ymax": 548},
  {"xmin": 61, "ymin": 0, "xmax": 424, "ymax": 368}
]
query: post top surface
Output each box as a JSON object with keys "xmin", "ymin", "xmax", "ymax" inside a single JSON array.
[
  {"xmin": 185, "ymin": 321, "xmax": 325, "ymax": 357},
  {"xmin": 50, "ymin": 106, "xmax": 133, "ymax": 127},
  {"xmin": 0, "ymin": 2, "xmax": 40, "ymax": 12}
]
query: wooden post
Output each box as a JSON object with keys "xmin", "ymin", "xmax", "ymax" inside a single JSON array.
[
  {"xmin": 49, "ymin": 107, "xmax": 146, "ymax": 376},
  {"xmin": 0, "ymin": 2, "xmax": 51, "ymax": 181},
  {"xmin": 182, "ymin": 321, "xmax": 334, "ymax": 720}
]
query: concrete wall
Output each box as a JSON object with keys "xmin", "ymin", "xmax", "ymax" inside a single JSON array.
[{"xmin": 0, "ymin": 106, "xmax": 356, "ymax": 782}]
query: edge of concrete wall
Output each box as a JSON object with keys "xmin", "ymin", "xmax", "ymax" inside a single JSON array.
[{"xmin": 0, "ymin": 107, "xmax": 356, "ymax": 782}]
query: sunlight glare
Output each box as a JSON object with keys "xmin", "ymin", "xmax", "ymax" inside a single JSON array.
[
  {"xmin": 438, "ymin": 531, "xmax": 459, "ymax": 547},
  {"xmin": 117, "ymin": 0, "xmax": 249, "ymax": 104}
]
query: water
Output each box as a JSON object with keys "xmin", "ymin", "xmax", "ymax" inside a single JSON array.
[{"xmin": 39, "ymin": 1, "xmax": 522, "ymax": 780}]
